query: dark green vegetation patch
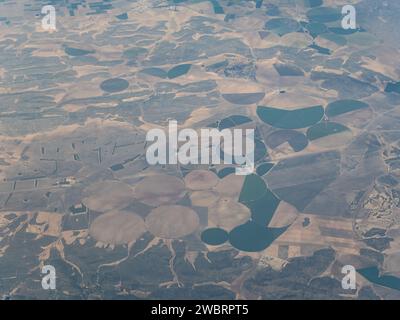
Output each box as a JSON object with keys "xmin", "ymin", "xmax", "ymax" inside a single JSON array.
[
  {"xmin": 385, "ymin": 82, "xmax": 400, "ymax": 94},
  {"xmin": 257, "ymin": 105, "xmax": 324, "ymax": 129},
  {"xmin": 358, "ymin": 267, "xmax": 400, "ymax": 291},
  {"xmin": 229, "ymin": 222, "xmax": 287, "ymax": 252},
  {"xmin": 140, "ymin": 67, "xmax": 168, "ymax": 78},
  {"xmin": 168, "ymin": 64, "xmax": 192, "ymax": 79},
  {"xmin": 265, "ymin": 18, "xmax": 300, "ymax": 36},
  {"xmin": 329, "ymin": 27, "xmax": 359, "ymax": 35},
  {"xmin": 326, "ymin": 100, "xmax": 369, "ymax": 117},
  {"xmin": 217, "ymin": 167, "xmax": 236, "ymax": 178},
  {"xmin": 116, "ymin": 13, "xmax": 128, "ymax": 20},
  {"xmin": 273, "ymin": 63, "xmax": 304, "ymax": 76},
  {"xmin": 222, "ymin": 93, "xmax": 265, "ymax": 105},
  {"xmin": 140, "ymin": 64, "xmax": 191, "ymax": 79},
  {"xmin": 256, "ymin": 162, "xmax": 274, "ymax": 176},
  {"xmin": 222, "ymin": 173, "xmax": 284, "ymax": 252},
  {"xmin": 209, "ymin": 115, "xmax": 252, "ymax": 130},
  {"xmin": 306, "ymin": 122, "xmax": 350, "ymax": 141},
  {"xmin": 239, "ymin": 174, "xmax": 267, "ymax": 203},
  {"xmin": 123, "ymin": 47, "xmax": 148, "ymax": 59},
  {"xmin": 238, "ymin": 174, "xmax": 280, "ymax": 227},
  {"xmin": 303, "ymin": 22, "xmax": 328, "ymax": 38},
  {"xmin": 210, "ymin": 0, "xmax": 224, "ymax": 14},
  {"xmin": 319, "ymin": 33, "xmax": 347, "ymax": 46},
  {"xmin": 220, "ymin": 139, "xmax": 267, "ymax": 164},
  {"xmin": 304, "ymin": 0, "xmax": 323, "ymax": 8},
  {"xmin": 308, "ymin": 44, "xmax": 331, "ymax": 55},
  {"xmin": 306, "ymin": 6, "xmax": 342, "ymax": 23},
  {"xmin": 266, "ymin": 130, "xmax": 308, "ymax": 152},
  {"xmin": 201, "ymin": 228, "xmax": 229, "ymax": 246},
  {"xmin": 100, "ymin": 78, "xmax": 129, "ymax": 93},
  {"xmin": 64, "ymin": 46, "xmax": 95, "ymax": 57}
]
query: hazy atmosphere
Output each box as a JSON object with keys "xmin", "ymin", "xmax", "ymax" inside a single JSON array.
[{"xmin": 1, "ymin": 0, "xmax": 400, "ymax": 300}]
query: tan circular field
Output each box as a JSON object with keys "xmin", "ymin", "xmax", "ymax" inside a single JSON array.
[
  {"xmin": 190, "ymin": 190, "xmax": 219, "ymax": 207},
  {"xmin": 134, "ymin": 175, "xmax": 186, "ymax": 206},
  {"xmin": 208, "ymin": 197, "xmax": 251, "ymax": 231},
  {"xmin": 89, "ymin": 211, "xmax": 146, "ymax": 245},
  {"xmin": 184, "ymin": 170, "xmax": 219, "ymax": 190},
  {"xmin": 145, "ymin": 205, "xmax": 199, "ymax": 239},
  {"xmin": 82, "ymin": 180, "xmax": 134, "ymax": 212},
  {"xmin": 215, "ymin": 174, "xmax": 245, "ymax": 198}
]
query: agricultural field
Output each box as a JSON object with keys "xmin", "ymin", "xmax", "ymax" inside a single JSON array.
[{"xmin": 1, "ymin": 0, "xmax": 400, "ymax": 300}]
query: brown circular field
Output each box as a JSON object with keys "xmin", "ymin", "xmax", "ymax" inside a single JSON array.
[
  {"xmin": 215, "ymin": 174, "xmax": 245, "ymax": 198},
  {"xmin": 89, "ymin": 211, "xmax": 146, "ymax": 246},
  {"xmin": 134, "ymin": 175, "xmax": 186, "ymax": 206},
  {"xmin": 82, "ymin": 180, "xmax": 134, "ymax": 212},
  {"xmin": 190, "ymin": 190, "xmax": 219, "ymax": 207},
  {"xmin": 208, "ymin": 197, "xmax": 250, "ymax": 231},
  {"xmin": 145, "ymin": 205, "xmax": 199, "ymax": 239},
  {"xmin": 184, "ymin": 170, "xmax": 219, "ymax": 190}
]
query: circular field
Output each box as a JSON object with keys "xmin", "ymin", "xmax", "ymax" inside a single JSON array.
[
  {"xmin": 89, "ymin": 211, "xmax": 146, "ymax": 245},
  {"xmin": 184, "ymin": 170, "xmax": 219, "ymax": 190},
  {"xmin": 82, "ymin": 180, "xmax": 134, "ymax": 212},
  {"xmin": 208, "ymin": 197, "xmax": 251, "ymax": 231},
  {"xmin": 190, "ymin": 190, "xmax": 219, "ymax": 207},
  {"xmin": 215, "ymin": 174, "xmax": 245, "ymax": 198},
  {"xmin": 201, "ymin": 228, "xmax": 228, "ymax": 246},
  {"xmin": 134, "ymin": 175, "xmax": 186, "ymax": 206},
  {"xmin": 221, "ymin": 92, "xmax": 265, "ymax": 105},
  {"xmin": 100, "ymin": 78, "xmax": 129, "ymax": 93},
  {"xmin": 145, "ymin": 205, "xmax": 199, "ymax": 239}
]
